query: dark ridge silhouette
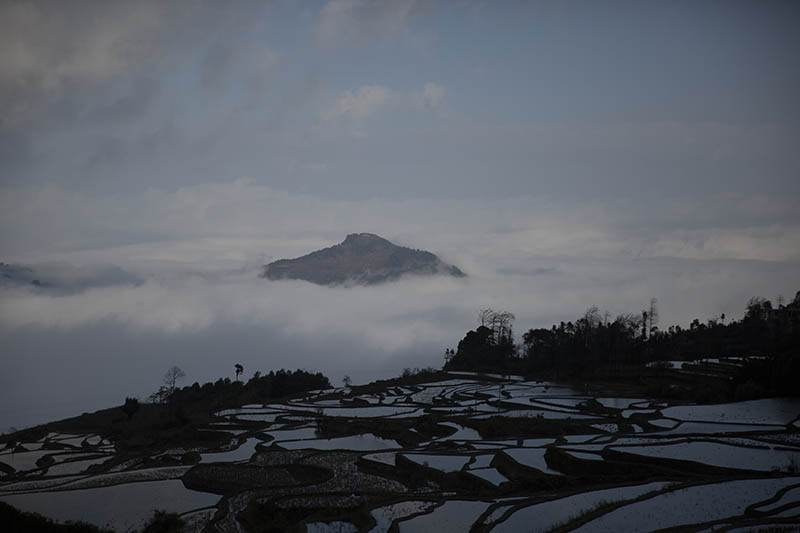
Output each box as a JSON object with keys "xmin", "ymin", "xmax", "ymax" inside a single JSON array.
[
  {"xmin": 0, "ymin": 369, "xmax": 332, "ymax": 452},
  {"xmin": 262, "ymin": 233, "xmax": 466, "ymax": 286},
  {"xmin": 0, "ymin": 502, "xmax": 109, "ymax": 532},
  {"xmin": 0, "ymin": 261, "xmax": 142, "ymax": 292},
  {"xmin": 445, "ymin": 292, "xmax": 800, "ymax": 400},
  {"xmin": 0, "ymin": 262, "xmax": 44, "ymax": 288}
]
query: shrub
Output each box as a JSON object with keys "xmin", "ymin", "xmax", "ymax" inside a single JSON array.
[{"xmin": 142, "ymin": 510, "xmax": 184, "ymax": 533}]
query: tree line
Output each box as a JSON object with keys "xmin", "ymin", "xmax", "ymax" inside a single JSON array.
[
  {"xmin": 444, "ymin": 291, "xmax": 800, "ymax": 396},
  {"xmin": 146, "ymin": 366, "xmax": 331, "ymax": 412}
]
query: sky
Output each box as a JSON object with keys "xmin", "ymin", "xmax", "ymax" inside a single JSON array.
[{"xmin": 1, "ymin": 0, "xmax": 799, "ymax": 430}]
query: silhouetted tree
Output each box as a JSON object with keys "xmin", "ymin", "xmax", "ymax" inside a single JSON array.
[
  {"xmin": 142, "ymin": 510, "xmax": 184, "ymax": 533},
  {"xmin": 445, "ymin": 319, "xmax": 518, "ymax": 372},
  {"xmin": 234, "ymin": 364, "xmax": 243, "ymax": 382},
  {"xmin": 477, "ymin": 308, "xmax": 516, "ymax": 345},
  {"xmin": 444, "ymin": 348, "xmax": 453, "ymax": 363},
  {"xmin": 478, "ymin": 308, "xmax": 495, "ymax": 328},
  {"xmin": 149, "ymin": 367, "xmax": 186, "ymax": 403},
  {"xmin": 121, "ymin": 397, "xmax": 139, "ymax": 420},
  {"xmin": 165, "ymin": 368, "xmax": 331, "ymax": 410},
  {"xmin": 746, "ymin": 296, "xmax": 771, "ymax": 321},
  {"xmin": 648, "ymin": 298, "xmax": 659, "ymax": 336},
  {"xmin": 481, "ymin": 289, "xmax": 800, "ymax": 389},
  {"xmin": 164, "ymin": 366, "xmax": 185, "ymax": 394}
]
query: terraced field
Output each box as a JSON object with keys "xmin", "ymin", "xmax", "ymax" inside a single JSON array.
[{"xmin": 2, "ymin": 372, "xmax": 799, "ymax": 532}]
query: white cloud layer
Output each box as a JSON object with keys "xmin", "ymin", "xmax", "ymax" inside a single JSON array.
[
  {"xmin": 0, "ymin": 1, "xmax": 166, "ymax": 123},
  {"xmin": 1, "ymin": 181, "xmax": 799, "ymax": 430},
  {"xmin": 414, "ymin": 82, "xmax": 445, "ymax": 109},
  {"xmin": 322, "ymin": 85, "xmax": 391, "ymax": 121},
  {"xmin": 317, "ymin": 0, "xmax": 429, "ymax": 46},
  {"xmin": 2, "ymin": 181, "xmax": 798, "ymax": 265}
]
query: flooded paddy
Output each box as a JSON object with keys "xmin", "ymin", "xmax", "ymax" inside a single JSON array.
[
  {"xmin": 610, "ymin": 440, "xmax": 800, "ymax": 472},
  {"xmin": 468, "ymin": 468, "xmax": 509, "ymax": 486},
  {"xmin": 0, "ymin": 480, "xmax": 219, "ymax": 532},
  {"xmin": 370, "ymin": 500, "xmax": 438, "ymax": 532},
  {"xmin": 569, "ymin": 478, "xmax": 800, "ymax": 532},
  {"xmin": 660, "ymin": 398, "xmax": 800, "ymax": 426},
  {"xmin": 199, "ymin": 437, "xmax": 261, "ymax": 463},
  {"xmin": 503, "ymin": 448, "xmax": 563, "ymax": 476},
  {"xmin": 490, "ymin": 481, "xmax": 673, "ymax": 533},
  {"xmin": 398, "ymin": 499, "xmax": 490, "ymax": 532},
  {"xmin": 278, "ymin": 434, "xmax": 398, "ymax": 451},
  {"xmin": 403, "ymin": 453, "xmax": 471, "ymax": 472}
]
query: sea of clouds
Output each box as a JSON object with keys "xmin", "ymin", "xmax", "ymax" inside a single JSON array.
[{"xmin": 1, "ymin": 181, "xmax": 799, "ymax": 430}]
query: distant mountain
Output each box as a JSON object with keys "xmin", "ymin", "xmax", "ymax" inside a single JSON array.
[
  {"xmin": 0, "ymin": 262, "xmax": 142, "ymax": 292},
  {"xmin": 0, "ymin": 262, "xmax": 47, "ymax": 288},
  {"xmin": 262, "ymin": 233, "xmax": 466, "ymax": 286}
]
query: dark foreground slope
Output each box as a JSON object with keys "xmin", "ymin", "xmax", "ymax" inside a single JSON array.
[{"xmin": 262, "ymin": 233, "xmax": 465, "ymax": 285}]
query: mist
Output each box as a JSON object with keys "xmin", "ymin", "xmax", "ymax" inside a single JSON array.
[
  {"xmin": 2, "ymin": 185, "xmax": 798, "ymax": 430},
  {"xmin": 2, "ymin": 1, "xmax": 800, "ymax": 431}
]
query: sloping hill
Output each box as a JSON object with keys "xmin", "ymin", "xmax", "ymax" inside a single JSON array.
[{"xmin": 262, "ymin": 233, "xmax": 465, "ymax": 286}]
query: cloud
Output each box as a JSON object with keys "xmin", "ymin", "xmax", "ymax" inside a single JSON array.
[
  {"xmin": 1, "ymin": 262, "xmax": 142, "ymax": 293},
  {"xmin": 5, "ymin": 248, "xmax": 798, "ymax": 433},
  {"xmin": 641, "ymin": 226, "xmax": 800, "ymax": 263},
  {"xmin": 319, "ymin": 82, "xmax": 444, "ymax": 135},
  {"xmin": 321, "ymin": 85, "xmax": 391, "ymax": 121},
  {"xmin": 2, "ymin": 249, "xmax": 795, "ymax": 353},
  {"xmin": 316, "ymin": 0, "xmax": 430, "ymax": 46},
  {"xmin": 3, "ymin": 181, "xmax": 800, "ymax": 268},
  {"xmin": 413, "ymin": 82, "xmax": 445, "ymax": 109},
  {"xmin": 2, "ymin": 181, "xmax": 799, "ymax": 430},
  {"xmin": 200, "ymin": 41, "xmax": 279, "ymax": 93},
  {"xmin": 0, "ymin": 1, "xmax": 166, "ymax": 124}
]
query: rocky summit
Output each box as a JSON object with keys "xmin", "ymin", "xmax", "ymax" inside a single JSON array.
[{"xmin": 262, "ymin": 233, "xmax": 466, "ymax": 286}]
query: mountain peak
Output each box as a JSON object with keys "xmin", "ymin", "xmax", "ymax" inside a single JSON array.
[
  {"xmin": 341, "ymin": 232, "xmax": 392, "ymax": 249},
  {"xmin": 344, "ymin": 232, "xmax": 383, "ymax": 242},
  {"xmin": 262, "ymin": 233, "xmax": 465, "ymax": 286}
]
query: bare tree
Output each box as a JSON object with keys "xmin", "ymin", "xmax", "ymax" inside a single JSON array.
[
  {"xmin": 163, "ymin": 366, "xmax": 185, "ymax": 395},
  {"xmin": 444, "ymin": 348, "xmax": 453, "ymax": 363},
  {"xmin": 149, "ymin": 366, "xmax": 186, "ymax": 404},
  {"xmin": 746, "ymin": 296, "xmax": 772, "ymax": 320},
  {"xmin": 494, "ymin": 311, "xmax": 515, "ymax": 343},
  {"xmin": 581, "ymin": 306, "xmax": 601, "ymax": 330},
  {"xmin": 477, "ymin": 308, "xmax": 515, "ymax": 345},
  {"xmin": 648, "ymin": 298, "xmax": 659, "ymax": 335},
  {"xmin": 578, "ymin": 306, "xmax": 601, "ymax": 348},
  {"xmin": 342, "ymin": 375, "xmax": 352, "ymax": 387},
  {"xmin": 478, "ymin": 308, "xmax": 495, "ymax": 328}
]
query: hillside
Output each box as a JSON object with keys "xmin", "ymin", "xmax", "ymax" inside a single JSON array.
[{"xmin": 262, "ymin": 233, "xmax": 466, "ymax": 285}]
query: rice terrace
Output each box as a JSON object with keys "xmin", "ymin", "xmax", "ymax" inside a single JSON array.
[{"xmin": 2, "ymin": 358, "xmax": 800, "ymax": 532}]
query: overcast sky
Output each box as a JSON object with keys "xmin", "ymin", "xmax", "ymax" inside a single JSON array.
[{"xmin": 1, "ymin": 0, "xmax": 799, "ymax": 430}]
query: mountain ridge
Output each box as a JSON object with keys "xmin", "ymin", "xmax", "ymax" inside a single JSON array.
[{"xmin": 261, "ymin": 233, "xmax": 465, "ymax": 286}]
